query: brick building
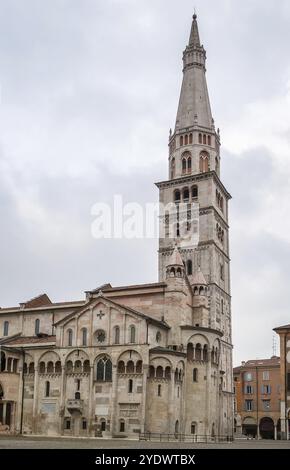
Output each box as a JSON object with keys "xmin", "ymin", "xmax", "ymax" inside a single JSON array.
[{"xmin": 233, "ymin": 357, "xmax": 281, "ymax": 439}]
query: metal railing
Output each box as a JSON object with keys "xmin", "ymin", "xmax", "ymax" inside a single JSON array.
[{"xmin": 139, "ymin": 432, "xmax": 234, "ymax": 443}]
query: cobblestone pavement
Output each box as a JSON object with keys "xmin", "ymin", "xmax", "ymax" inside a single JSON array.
[{"xmin": 0, "ymin": 436, "xmax": 290, "ymax": 449}]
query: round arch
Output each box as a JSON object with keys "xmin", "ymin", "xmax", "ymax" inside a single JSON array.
[{"xmin": 259, "ymin": 417, "xmax": 274, "ymax": 440}]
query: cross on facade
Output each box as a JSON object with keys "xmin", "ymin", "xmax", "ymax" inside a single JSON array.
[{"xmin": 96, "ymin": 310, "xmax": 105, "ymax": 320}]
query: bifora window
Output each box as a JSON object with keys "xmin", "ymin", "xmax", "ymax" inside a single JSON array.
[{"xmin": 96, "ymin": 356, "xmax": 112, "ymax": 382}]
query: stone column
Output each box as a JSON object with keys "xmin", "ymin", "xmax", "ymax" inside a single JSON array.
[
  {"xmin": 140, "ymin": 365, "xmax": 148, "ymax": 433},
  {"xmin": 88, "ymin": 365, "xmax": 95, "ymax": 436},
  {"xmin": 168, "ymin": 370, "xmax": 175, "ymax": 434},
  {"xmin": 287, "ymin": 419, "xmax": 289, "ymax": 440},
  {"xmin": 110, "ymin": 364, "xmax": 118, "ymax": 436},
  {"xmin": 15, "ymin": 363, "xmax": 24, "ymax": 433},
  {"xmin": 32, "ymin": 367, "xmax": 39, "ymax": 433},
  {"xmin": 59, "ymin": 365, "xmax": 66, "ymax": 435},
  {"xmin": 274, "ymin": 424, "xmax": 277, "ymax": 441}
]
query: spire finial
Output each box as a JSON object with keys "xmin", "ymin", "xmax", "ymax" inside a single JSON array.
[{"xmin": 189, "ymin": 10, "xmax": 200, "ymax": 46}]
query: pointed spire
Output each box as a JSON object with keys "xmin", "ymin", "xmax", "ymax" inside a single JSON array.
[
  {"xmin": 174, "ymin": 14, "xmax": 213, "ymax": 131},
  {"xmin": 167, "ymin": 245, "xmax": 184, "ymax": 267},
  {"xmin": 189, "ymin": 13, "xmax": 200, "ymax": 47},
  {"xmin": 190, "ymin": 267, "xmax": 207, "ymax": 286}
]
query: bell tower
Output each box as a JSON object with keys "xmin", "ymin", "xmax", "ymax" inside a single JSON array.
[{"xmin": 156, "ymin": 13, "xmax": 233, "ymax": 401}]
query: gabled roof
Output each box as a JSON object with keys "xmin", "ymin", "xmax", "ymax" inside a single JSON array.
[
  {"xmin": 54, "ymin": 294, "xmax": 170, "ymax": 330},
  {"xmin": 1, "ymin": 335, "xmax": 56, "ymax": 346},
  {"xmin": 150, "ymin": 346, "xmax": 186, "ymax": 357},
  {"xmin": 20, "ymin": 294, "xmax": 52, "ymax": 309}
]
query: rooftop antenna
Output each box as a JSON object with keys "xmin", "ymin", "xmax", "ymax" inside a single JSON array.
[{"xmin": 272, "ymin": 334, "xmax": 277, "ymax": 357}]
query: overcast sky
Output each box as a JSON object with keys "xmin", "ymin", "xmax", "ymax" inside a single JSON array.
[{"xmin": 0, "ymin": 0, "xmax": 290, "ymax": 366}]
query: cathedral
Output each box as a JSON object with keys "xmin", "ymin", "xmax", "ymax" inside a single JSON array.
[{"xmin": 0, "ymin": 14, "xmax": 233, "ymax": 439}]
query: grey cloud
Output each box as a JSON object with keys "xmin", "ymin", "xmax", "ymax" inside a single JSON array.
[{"xmin": 0, "ymin": 0, "xmax": 290, "ymax": 366}]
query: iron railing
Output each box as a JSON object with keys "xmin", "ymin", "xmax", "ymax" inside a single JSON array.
[{"xmin": 139, "ymin": 432, "xmax": 234, "ymax": 443}]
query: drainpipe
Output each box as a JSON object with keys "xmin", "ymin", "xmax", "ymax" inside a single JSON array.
[{"xmin": 20, "ymin": 349, "xmax": 25, "ymax": 435}]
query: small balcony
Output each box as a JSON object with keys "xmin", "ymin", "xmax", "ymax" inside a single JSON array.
[{"xmin": 66, "ymin": 399, "xmax": 83, "ymax": 413}]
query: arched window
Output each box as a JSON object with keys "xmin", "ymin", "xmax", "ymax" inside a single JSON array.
[
  {"xmin": 193, "ymin": 368, "xmax": 198, "ymax": 382},
  {"xmin": 75, "ymin": 360, "xmax": 82, "ymax": 373},
  {"xmin": 45, "ymin": 381, "xmax": 50, "ymax": 397},
  {"xmin": 119, "ymin": 419, "xmax": 125, "ymax": 432},
  {"xmin": 187, "ymin": 157, "xmax": 192, "ymax": 173},
  {"xmin": 149, "ymin": 365, "xmax": 155, "ymax": 378},
  {"xmin": 128, "ymin": 379, "xmax": 133, "ymax": 393},
  {"xmin": 47, "ymin": 361, "xmax": 54, "ymax": 373},
  {"xmin": 183, "ymin": 187, "xmax": 189, "ymax": 201},
  {"xmin": 203, "ymin": 134, "xmax": 206, "ymax": 144},
  {"xmin": 189, "ymin": 133, "xmax": 193, "ymax": 144},
  {"xmin": 156, "ymin": 366, "xmax": 164, "ymax": 379},
  {"xmin": 39, "ymin": 361, "xmax": 45, "ymax": 374},
  {"xmin": 82, "ymin": 328, "xmax": 87, "ymax": 346},
  {"xmin": 185, "ymin": 135, "xmax": 188, "ymax": 145},
  {"xmin": 156, "ymin": 331, "xmax": 161, "ymax": 343},
  {"xmin": 203, "ymin": 345, "xmax": 208, "ymax": 362},
  {"xmin": 182, "ymin": 158, "xmax": 187, "ymax": 174},
  {"xmin": 191, "ymin": 423, "xmax": 196, "ymax": 435},
  {"xmin": 75, "ymin": 391, "xmax": 81, "ymax": 400},
  {"xmin": 114, "ymin": 326, "xmax": 120, "ymax": 344},
  {"xmin": 13, "ymin": 359, "xmax": 18, "ymax": 373},
  {"xmin": 3, "ymin": 321, "xmax": 9, "ymax": 337},
  {"xmin": 165, "ymin": 366, "xmax": 171, "ymax": 380},
  {"xmin": 136, "ymin": 360, "xmax": 143, "ymax": 374},
  {"xmin": 0, "ymin": 352, "xmax": 6, "ymax": 372},
  {"xmin": 198, "ymin": 133, "xmax": 202, "ymax": 144},
  {"xmin": 55, "ymin": 361, "xmax": 62, "ymax": 373},
  {"xmin": 158, "ymin": 384, "xmax": 162, "ymax": 397},
  {"xmin": 118, "ymin": 361, "xmax": 125, "ymax": 374},
  {"xmin": 83, "ymin": 360, "xmax": 90, "ymax": 373},
  {"xmin": 67, "ymin": 329, "xmax": 73, "ymax": 347},
  {"xmin": 174, "ymin": 190, "xmax": 181, "ymax": 202},
  {"xmin": 100, "ymin": 419, "xmax": 106, "ymax": 432},
  {"xmin": 35, "ymin": 319, "xmax": 40, "ymax": 336},
  {"xmin": 65, "ymin": 419, "xmax": 71, "ymax": 430},
  {"xmin": 199, "ymin": 152, "xmax": 209, "ymax": 173},
  {"xmin": 208, "ymin": 135, "xmax": 211, "ymax": 146},
  {"xmin": 23, "ymin": 362, "xmax": 28, "ymax": 374},
  {"xmin": 171, "ymin": 158, "xmax": 175, "ymax": 179},
  {"xmin": 187, "ymin": 343, "xmax": 194, "ymax": 361},
  {"xmin": 129, "ymin": 325, "xmax": 136, "ymax": 344},
  {"xmin": 175, "ymin": 420, "xmax": 179, "ymax": 435},
  {"xmin": 126, "ymin": 360, "xmax": 134, "ymax": 374},
  {"xmin": 180, "ymin": 136, "xmax": 184, "ymax": 146},
  {"xmin": 195, "ymin": 344, "xmax": 202, "ymax": 361},
  {"xmin": 187, "ymin": 260, "xmax": 193, "ymax": 276},
  {"xmin": 96, "ymin": 356, "xmax": 112, "ymax": 382},
  {"xmin": 66, "ymin": 360, "xmax": 73, "ymax": 373},
  {"xmin": 192, "ymin": 185, "xmax": 198, "ymax": 198}
]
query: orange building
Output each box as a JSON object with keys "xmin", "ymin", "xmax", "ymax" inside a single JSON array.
[{"xmin": 233, "ymin": 357, "xmax": 281, "ymax": 439}]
